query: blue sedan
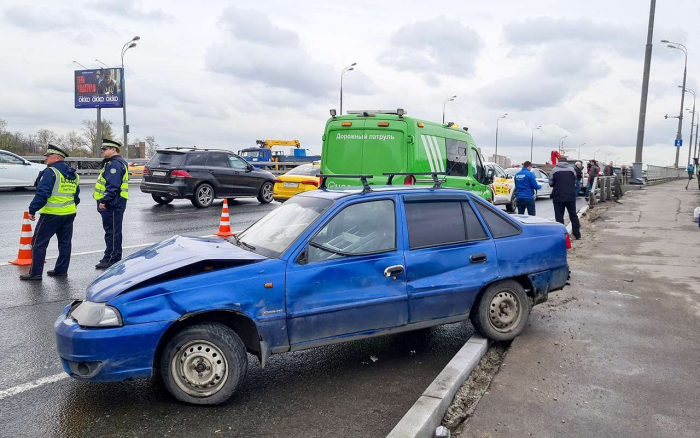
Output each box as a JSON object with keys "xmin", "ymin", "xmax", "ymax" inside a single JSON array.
[{"xmin": 56, "ymin": 183, "xmax": 570, "ymax": 404}]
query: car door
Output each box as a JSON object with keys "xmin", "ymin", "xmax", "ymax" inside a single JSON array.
[
  {"xmin": 469, "ymin": 147, "xmax": 492, "ymax": 201},
  {"xmin": 0, "ymin": 151, "xmax": 30, "ymax": 187},
  {"xmin": 533, "ymin": 169, "xmax": 551, "ymax": 197},
  {"xmin": 401, "ymin": 194, "xmax": 498, "ymax": 323},
  {"xmin": 228, "ymin": 154, "xmax": 259, "ymax": 195},
  {"xmin": 206, "ymin": 152, "xmax": 236, "ymax": 195},
  {"xmin": 285, "ymin": 197, "xmax": 408, "ymax": 347}
]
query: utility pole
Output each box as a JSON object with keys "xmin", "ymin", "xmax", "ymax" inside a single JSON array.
[{"xmin": 633, "ymin": 0, "xmax": 656, "ymax": 182}]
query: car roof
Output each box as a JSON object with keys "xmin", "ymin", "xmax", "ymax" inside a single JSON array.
[
  {"xmin": 296, "ymin": 185, "xmax": 481, "ymax": 201},
  {"xmin": 154, "ymin": 148, "xmax": 234, "ymax": 154}
]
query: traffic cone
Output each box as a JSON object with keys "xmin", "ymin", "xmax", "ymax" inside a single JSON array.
[
  {"xmin": 10, "ymin": 211, "xmax": 34, "ymax": 266},
  {"xmin": 215, "ymin": 199, "xmax": 234, "ymax": 237}
]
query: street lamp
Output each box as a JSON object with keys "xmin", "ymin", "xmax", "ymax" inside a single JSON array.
[
  {"xmin": 95, "ymin": 59, "xmax": 110, "ymax": 68},
  {"xmin": 559, "ymin": 135, "xmax": 568, "ymax": 154},
  {"xmin": 680, "ymin": 86, "xmax": 696, "ymax": 166},
  {"xmin": 604, "ymin": 153, "xmax": 612, "ymax": 163},
  {"xmin": 662, "ymin": 39, "xmax": 688, "ymax": 167},
  {"xmin": 340, "ymin": 62, "xmax": 356, "ymax": 116},
  {"xmin": 72, "ymin": 60, "xmax": 88, "ymax": 69},
  {"xmin": 495, "ymin": 113, "xmax": 507, "ymax": 161},
  {"xmin": 593, "ymin": 149, "xmax": 601, "ymax": 160},
  {"xmin": 530, "ymin": 125, "xmax": 541, "ymax": 162},
  {"xmin": 442, "ymin": 96, "xmax": 457, "ymax": 124},
  {"xmin": 578, "ymin": 142, "xmax": 586, "ymax": 160},
  {"xmin": 120, "ymin": 36, "xmax": 139, "ymax": 159}
]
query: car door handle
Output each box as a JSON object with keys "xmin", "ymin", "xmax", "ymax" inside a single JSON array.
[
  {"xmin": 470, "ymin": 253, "xmax": 487, "ymax": 264},
  {"xmin": 383, "ymin": 265, "xmax": 404, "ymax": 278}
]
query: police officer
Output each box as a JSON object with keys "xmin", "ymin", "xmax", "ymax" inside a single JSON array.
[
  {"xmin": 94, "ymin": 139, "xmax": 129, "ymax": 269},
  {"xmin": 20, "ymin": 145, "xmax": 80, "ymax": 281}
]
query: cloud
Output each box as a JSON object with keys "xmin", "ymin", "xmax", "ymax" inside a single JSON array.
[
  {"xmin": 86, "ymin": 0, "xmax": 173, "ymax": 21},
  {"xmin": 3, "ymin": 5, "xmax": 115, "ymax": 40},
  {"xmin": 379, "ymin": 16, "xmax": 483, "ymax": 80}
]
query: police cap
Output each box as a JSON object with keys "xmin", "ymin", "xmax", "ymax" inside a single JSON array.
[
  {"xmin": 43, "ymin": 144, "xmax": 69, "ymax": 158},
  {"xmin": 101, "ymin": 139, "xmax": 122, "ymax": 152}
]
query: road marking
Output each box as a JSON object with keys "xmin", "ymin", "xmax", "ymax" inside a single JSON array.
[
  {"xmin": 0, "ymin": 373, "xmax": 69, "ymax": 400},
  {"xmin": 0, "ymin": 233, "xmax": 227, "ymax": 268}
]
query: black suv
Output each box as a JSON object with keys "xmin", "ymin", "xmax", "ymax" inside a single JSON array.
[{"xmin": 141, "ymin": 148, "xmax": 276, "ymax": 207}]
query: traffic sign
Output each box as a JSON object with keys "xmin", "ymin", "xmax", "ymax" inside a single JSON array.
[{"xmin": 675, "ymin": 139, "xmax": 682, "ymax": 147}]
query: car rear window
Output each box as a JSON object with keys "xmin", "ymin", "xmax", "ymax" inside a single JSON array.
[
  {"xmin": 148, "ymin": 152, "xmax": 186, "ymax": 168},
  {"xmin": 473, "ymin": 200, "xmax": 521, "ymax": 238},
  {"xmin": 286, "ymin": 166, "xmax": 321, "ymax": 177}
]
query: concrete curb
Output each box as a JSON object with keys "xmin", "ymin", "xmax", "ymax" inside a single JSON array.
[
  {"xmin": 567, "ymin": 205, "xmax": 589, "ymax": 234},
  {"xmin": 387, "ymin": 335, "xmax": 490, "ymax": 438}
]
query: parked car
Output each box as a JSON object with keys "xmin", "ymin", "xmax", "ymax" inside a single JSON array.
[
  {"xmin": 0, "ymin": 149, "xmax": 45, "ymax": 188},
  {"xmin": 505, "ymin": 167, "xmax": 553, "ymax": 198},
  {"xmin": 128, "ymin": 161, "xmax": 145, "ymax": 176},
  {"xmin": 484, "ymin": 162, "xmax": 516, "ymax": 212},
  {"xmin": 273, "ymin": 163, "xmax": 321, "ymax": 202},
  {"xmin": 55, "ymin": 180, "xmax": 570, "ymax": 405},
  {"xmin": 140, "ymin": 148, "xmax": 276, "ymax": 207}
]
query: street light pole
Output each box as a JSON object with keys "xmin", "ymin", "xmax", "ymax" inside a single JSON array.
[
  {"xmin": 340, "ymin": 62, "xmax": 356, "ymax": 116},
  {"xmin": 495, "ymin": 114, "xmax": 507, "ymax": 162},
  {"xmin": 559, "ymin": 135, "xmax": 568, "ymax": 154},
  {"xmin": 663, "ymin": 39, "xmax": 688, "ymax": 168},
  {"xmin": 594, "ymin": 149, "xmax": 601, "ymax": 160},
  {"xmin": 530, "ymin": 126, "xmax": 541, "ymax": 162},
  {"xmin": 680, "ymin": 87, "xmax": 696, "ymax": 166},
  {"xmin": 578, "ymin": 143, "xmax": 586, "ymax": 160},
  {"xmin": 442, "ymin": 96, "xmax": 457, "ymax": 124},
  {"xmin": 121, "ymin": 36, "xmax": 139, "ymax": 159}
]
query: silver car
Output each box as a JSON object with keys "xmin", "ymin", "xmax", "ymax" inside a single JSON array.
[{"xmin": 504, "ymin": 167, "xmax": 553, "ymax": 198}]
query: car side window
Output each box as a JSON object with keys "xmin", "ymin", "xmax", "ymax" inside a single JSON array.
[
  {"xmin": 405, "ymin": 201, "xmax": 465, "ymax": 249},
  {"xmin": 186, "ymin": 152, "xmax": 208, "ymax": 166},
  {"xmin": 207, "ymin": 152, "xmax": 230, "ymax": 168},
  {"xmin": 463, "ymin": 202, "xmax": 489, "ymax": 240},
  {"xmin": 0, "ymin": 152, "xmax": 24, "ymax": 164},
  {"xmin": 229, "ymin": 156, "xmax": 249, "ymax": 170},
  {"xmin": 445, "ymin": 139, "xmax": 469, "ymax": 177},
  {"xmin": 308, "ymin": 199, "xmax": 396, "ymax": 263},
  {"xmin": 473, "ymin": 201, "xmax": 521, "ymax": 238},
  {"xmin": 470, "ymin": 148, "xmax": 485, "ymax": 183}
]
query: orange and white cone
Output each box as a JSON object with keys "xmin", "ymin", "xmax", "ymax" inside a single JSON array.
[
  {"xmin": 215, "ymin": 199, "xmax": 234, "ymax": 237},
  {"xmin": 10, "ymin": 211, "xmax": 34, "ymax": 266}
]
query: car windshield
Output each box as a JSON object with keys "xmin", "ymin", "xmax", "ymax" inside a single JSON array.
[
  {"xmin": 286, "ymin": 165, "xmax": 320, "ymax": 177},
  {"xmin": 236, "ymin": 196, "xmax": 333, "ymax": 258},
  {"xmin": 505, "ymin": 168, "xmax": 519, "ymax": 177},
  {"xmin": 240, "ymin": 150, "xmax": 259, "ymax": 158}
]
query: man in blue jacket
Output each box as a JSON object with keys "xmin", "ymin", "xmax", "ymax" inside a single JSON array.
[
  {"xmin": 20, "ymin": 145, "xmax": 80, "ymax": 281},
  {"xmin": 93, "ymin": 139, "xmax": 129, "ymax": 269},
  {"xmin": 514, "ymin": 161, "xmax": 541, "ymax": 216}
]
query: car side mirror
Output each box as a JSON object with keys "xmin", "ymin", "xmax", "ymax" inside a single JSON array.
[
  {"xmin": 246, "ymin": 164, "xmax": 254, "ymax": 172},
  {"xmin": 485, "ymin": 168, "xmax": 495, "ymax": 184},
  {"xmin": 24, "ymin": 160, "xmax": 31, "ymax": 165}
]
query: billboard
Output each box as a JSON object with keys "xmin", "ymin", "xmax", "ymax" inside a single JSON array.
[{"xmin": 74, "ymin": 68, "xmax": 123, "ymax": 109}]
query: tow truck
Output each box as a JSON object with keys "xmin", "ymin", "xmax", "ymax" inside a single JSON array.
[{"xmin": 238, "ymin": 140, "xmax": 321, "ymax": 171}]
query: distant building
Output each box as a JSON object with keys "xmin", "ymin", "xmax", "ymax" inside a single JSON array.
[{"xmin": 489, "ymin": 154, "xmax": 511, "ymax": 168}]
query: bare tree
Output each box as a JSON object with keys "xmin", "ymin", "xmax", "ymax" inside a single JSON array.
[
  {"xmin": 36, "ymin": 129, "xmax": 59, "ymax": 149},
  {"xmin": 82, "ymin": 118, "xmax": 115, "ymax": 157},
  {"xmin": 145, "ymin": 135, "xmax": 159, "ymax": 158},
  {"xmin": 62, "ymin": 130, "xmax": 90, "ymax": 157}
]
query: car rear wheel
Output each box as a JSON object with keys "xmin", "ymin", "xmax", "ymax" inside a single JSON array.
[
  {"xmin": 505, "ymin": 194, "xmax": 517, "ymax": 213},
  {"xmin": 152, "ymin": 194, "xmax": 173, "ymax": 205},
  {"xmin": 257, "ymin": 182, "xmax": 274, "ymax": 204},
  {"xmin": 471, "ymin": 280, "xmax": 531, "ymax": 342},
  {"xmin": 191, "ymin": 183, "xmax": 214, "ymax": 208},
  {"xmin": 161, "ymin": 323, "xmax": 248, "ymax": 405}
]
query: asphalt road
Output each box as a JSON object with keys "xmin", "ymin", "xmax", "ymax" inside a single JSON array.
[{"xmin": 0, "ymin": 187, "xmax": 475, "ymax": 437}]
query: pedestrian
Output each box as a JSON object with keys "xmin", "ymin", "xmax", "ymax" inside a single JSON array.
[
  {"xmin": 687, "ymin": 163, "xmax": 695, "ymax": 180},
  {"xmin": 585, "ymin": 160, "xmax": 600, "ymax": 199},
  {"xmin": 574, "ymin": 161, "xmax": 584, "ymax": 197},
  {"xmin": 514, "ymin": 161, "xmax": 542, "ymax": 216},
  {"xmin": 20, "ymin": 145, "xmax": 80, "ymax": 281},
  {"xmin": 604, "ymin": 161, "xmax": 614, "ymax": 177},
  {"xmin": 94, "ymin": 139, "xmax": 129, "ymax": 270},
  {"xmin": 548, "ymin": 156, "xmax": 581, "ymax": 239}
]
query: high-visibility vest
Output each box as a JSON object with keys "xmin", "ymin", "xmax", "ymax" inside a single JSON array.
[
  {"xmin": 93, "ymin": 161, "xmax": 129, "ymax": 201},
  {"xmin": 40, "ymin": 167, "xmax": 79, "ymax": 215}
]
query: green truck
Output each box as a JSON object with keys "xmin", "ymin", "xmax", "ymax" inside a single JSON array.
[{"xmin": 320, "ymin": 109, "xmax": 493, "ymax": 201}]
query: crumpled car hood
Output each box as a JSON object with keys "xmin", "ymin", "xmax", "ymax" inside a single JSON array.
[{"xmin": 86, "ymin": 235, "xmax": 266, "ymax": 302}]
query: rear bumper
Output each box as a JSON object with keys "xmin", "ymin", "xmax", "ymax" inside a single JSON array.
[
  {"xmin": 528, "ymin": 265, "xmax": 569, "ymax": 305},
  {"xmin": 140, "ymin": 180, "xmax": 193, "ymax": 198}
]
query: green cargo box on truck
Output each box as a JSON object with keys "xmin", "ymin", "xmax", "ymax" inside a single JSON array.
[{"xmin": 320, "ymin": 109, "xmax": 493, "ymax": 202}]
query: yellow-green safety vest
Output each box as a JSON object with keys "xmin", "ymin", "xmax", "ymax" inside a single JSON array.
[
  {"xmin": 93, "ymin": 162, "xmax": 129, "ymax": 201},
  {"xmin": 40, "ymin": 167, "xmax": 79, "ymax": 215}
]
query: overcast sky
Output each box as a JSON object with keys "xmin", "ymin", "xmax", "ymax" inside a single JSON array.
[{"xmin": 2, "ymin": 0, "xmax": 700, "ymax": 166}]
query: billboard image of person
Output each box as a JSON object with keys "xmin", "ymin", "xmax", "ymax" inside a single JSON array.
[{"xmin": 75, "ymin": 68, "xmax": 123, "ymax": 108}]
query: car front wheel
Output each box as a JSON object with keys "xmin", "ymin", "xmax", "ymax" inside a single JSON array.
[
  {"xmin": 471, "ymin": 280, "xmax": 531, "ymax": 342},
  {"xmin": 152, "ymin": 194, "xmax": 173, "ymax": 205},
  {"xmin": 257, "ymin": 182, "xmax": 274, "ymax": 204},
  {"xmin": 161, "ymin": 323, "xmax": 248, "ymax": 405},
  {"xmin": 191, "ymin": 183, "xmax": 214, "ymax": 208}
]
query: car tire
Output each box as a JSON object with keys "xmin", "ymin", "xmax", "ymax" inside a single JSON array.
[
  {"xmin": 152, "ymin": 194, "xmax": 173, "ymax": 205},
  {"xmin": 257, "ymin": 182, "xmax": 274, "ymax": 204},
  {"xmin": 471, "ymin": 280, "xmax": 531, "ymax": 342},
  {"xmin": 534, "ymin": 189, "xmax": 539, "ymax": 199},
  {"xmin": 505, "ymin": 195, "xmax": 516, "ymax": 213},
  {"xmin": 191, "ymin": 183, "xmax": 214, "ymax": 208},
  {"xmin": 161, "ymin": 323, "xmax": 248, "ymax": 405}
]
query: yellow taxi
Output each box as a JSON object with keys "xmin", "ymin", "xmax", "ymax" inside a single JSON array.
[
  {"xmin": 484, "ymin": 162, "xmax": 517, "ymax": 212},
  {"xmin": 128, "ymin": 161, "xmax": 146, "ymax": 176},
  {"xmin": 273, "ymin": 163, "xmax": 321, "ymax": 202}
]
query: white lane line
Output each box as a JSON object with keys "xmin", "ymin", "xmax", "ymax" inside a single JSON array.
[
  {"xmin": 0, "ymin": 373, "xmax": 69, "ymax": 400},
  {"xmin": 0, "ymin": 233, "xmax": 224, "ymax": 268}
]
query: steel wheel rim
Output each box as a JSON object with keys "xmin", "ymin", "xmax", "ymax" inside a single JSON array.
[
  {"xmin": 198, "ymin": 186, "xmax": 213, "ymax": 205},
  {"xmin": 171, "ymin": 340, "xmax": 229, "ymax": 397},
  {"xmin": 488, "ymin": 291, "xmax": 521, "ymax": 333},
  {"xmin": 263, "ymin": 183, "xmax": 273, "ymax": 201}
]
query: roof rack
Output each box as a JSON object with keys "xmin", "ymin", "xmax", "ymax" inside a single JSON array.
[
  {"xmin": 383, "ymin": 172, "xmax": 447, "ymax": 188},
  {"xmin": 319, "ymin": 174, "xmax": 374, "ymax": 193},
  {"xmin": 159, "ymin": 147, "xmax": 232, "ymax": 153},
  {"xmin": 346, "ymin": 108, "xmax": 406, "ymax": 118}
]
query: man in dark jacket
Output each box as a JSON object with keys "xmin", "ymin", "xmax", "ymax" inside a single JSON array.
[
  {"xmin": 574, "ymin": 161, "xmax": 584, "ymax": 197},
  {"xmin": 549, "ymin": 156, "xmax": 581, "ymax": 239},
  {"xmin": 93, "ymin": 139, "xmax": 129, "ymax": 269},
  {"xmin": 514, "ymin": 161, "xmax": 542, "ymax": 216},
  {"xmin": 21, "ymin": 145, "xmax": 80, "ymax": 280},
  {"xmin": 585, "ymin": 160, "xmax": 600, "ymax": 199}
]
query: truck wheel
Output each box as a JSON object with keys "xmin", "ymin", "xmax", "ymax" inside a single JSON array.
[
  {"xmin": 161, "ymin": 323, "xmax": 248, "ymax": 405},
  {"xmin": 191, "ymin": 184, "xmax": 214, "ymax": 208},
  {"xmin": 257, "ymin": 182, "xmax": 274, "ymax": 204},
  {"xmin": 471, "ymin": 280, "xmax": 531, "ymax": 342},
  {"xmin": 152, "ymin": 194, "xmax": 173, "ymax": 205}
]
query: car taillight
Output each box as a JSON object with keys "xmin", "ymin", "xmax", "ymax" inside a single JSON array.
[
  {"xmin": 143, "ymin": 168, "xmax": 149, "ymax": 175},
  {"xmin": 404, "ymin": 175, "xmax": 416, "ymax": 185},
  {"xmin": 565, "ymin": 234, "xmax": 572, "ymax": 250},
  {"xmin": 274, "ymin": 179, "xmax": 284, "ymax": 184},
  {"xmin": 171, "ymin": 170, "xmax": 192, "ymax": 178},
  {"xmin": 300, "ymin": 180, "xmax": 319, "ymax": 187}
]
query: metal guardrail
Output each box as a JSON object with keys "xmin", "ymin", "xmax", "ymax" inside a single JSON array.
[{"xmin": 646, "ymin": 165, "xmax": 684, "ymax": 182}]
